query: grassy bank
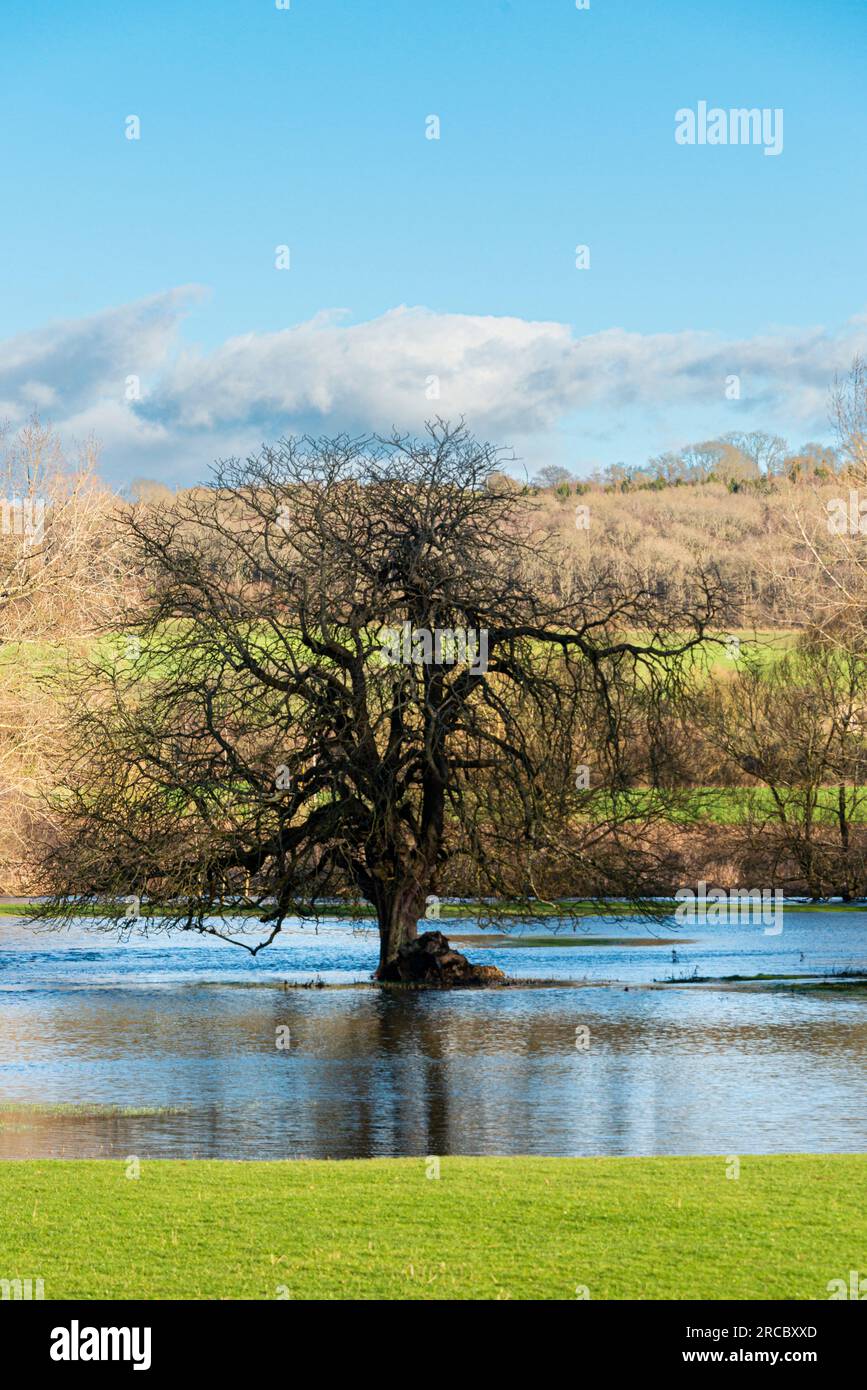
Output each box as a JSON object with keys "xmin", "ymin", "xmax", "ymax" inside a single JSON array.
[
  {"xmin": 3, "ymin": 896, "xmax": 867, "ymax": 922},
  {"xmin": 0, "ymin": 1155, "xmax": 864, "ymax": 1300}
]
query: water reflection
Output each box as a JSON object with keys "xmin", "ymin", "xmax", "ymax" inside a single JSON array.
[{"xmin": 1, "ymin": 913, "xmax": 866, "ymax": 1158}]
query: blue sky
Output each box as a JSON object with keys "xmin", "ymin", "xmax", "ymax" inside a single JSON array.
[{"xmin": 0, "ymin": 0, "xmax": 864, "ymax": 483}]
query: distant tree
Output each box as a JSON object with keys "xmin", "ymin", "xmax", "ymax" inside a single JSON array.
[
  {"xmin": 783, "ymin": 442, "xmax": 840, "ymax": 484},
  {"xmin": 831, "ymin": 356, "xmax": 867, "ymax": 479},
  {"xmin": 531, "ymin": 465, "xmax": 574, "ymax": 491},
  {"xmin": 647, "ymin": 451, "xmax": 688, "ymax": 485},
  {"xmin": 598, "ymin": 462, "xmax": 642, "ymax": 490},
  {"xmin": 722, "ymin": 431, "xmax": 788, "ymax": 479},
  {"xmin": 0, "ymin": 417, "xmax": 118, "ymax": 644},
  {"xmin": 770, "ymin": 368, "xmax": 863, "ymax": 641},
  {"xmin": 39, "ymin": 421, "xmax": 721, "ymax": 979},
  {"xmin": 678, "ymin": 441, "xmax": 727, "ymax": 483},
  {"xmin": 646, "ymin": 441, "xmax": 755, "ymax": 487},
  {"xmin": 712, "ymin": 442, "xmax": 758, "ymax": 486}
]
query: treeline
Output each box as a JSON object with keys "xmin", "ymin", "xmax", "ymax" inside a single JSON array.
[
  {"xmin": 519, "ymin": 434, "xmax": 842, "ymax": 497},
  {"xmin": 519, "ymin": 357, "xmax": 867, "ymax": 496}
]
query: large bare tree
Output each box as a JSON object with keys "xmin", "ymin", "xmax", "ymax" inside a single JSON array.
[{"xmin": 39, "ymin": 422, "xmax": 721, "ymax": 979}]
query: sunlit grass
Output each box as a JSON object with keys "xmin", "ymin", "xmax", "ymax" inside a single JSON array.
[{"xmin": 0, "ymin": 1154, "xmax": 863, "ymax": 1300}]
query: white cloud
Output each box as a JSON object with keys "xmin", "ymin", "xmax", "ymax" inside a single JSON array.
[
  {"xmin": 144, "ymin": 309, "xmax": 867, "ymax": 437},
  {"xmin": 0, "ymin": 285, "xmax": 204, "ymax": 422},
  {"xmin": 0, "ymin": 289, "xmax": 865, "ymax": 482}
]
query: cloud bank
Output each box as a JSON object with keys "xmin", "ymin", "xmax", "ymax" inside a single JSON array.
[{"xmin": 1, "ymin": 288, "xmax": 865, "ymax": 483}]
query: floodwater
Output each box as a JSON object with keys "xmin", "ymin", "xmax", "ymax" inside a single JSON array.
[{"xmin": 1, "ymin": 910, "xmax": 866, "ymax": 1159}]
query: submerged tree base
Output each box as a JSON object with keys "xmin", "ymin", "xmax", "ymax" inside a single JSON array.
[{"xmin": 377, "ymin": 930, "xmax": 507, "ymax": 987}]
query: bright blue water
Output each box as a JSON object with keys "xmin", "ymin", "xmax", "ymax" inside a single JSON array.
[{"xmin": 1, "ymin": 911, "xmax": 865, "ymax": 1159}]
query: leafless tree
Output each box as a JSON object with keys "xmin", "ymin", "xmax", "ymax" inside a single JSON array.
[
  {"xmin": 0, "ymin": 419, "xmax": 122, "ymax": 889},
  {"xmin": 699, "ymin": 643, "xmax": 867, "ymax": 898},
  {"xmin": 831, "ymin": 355, "xmax": 867, "ymax": 480},
  {"xmin": 0, "ymin": 417, "xmax": 121, "ymax": 644},
  {"xmin": 773, "ymin": 361, "xmax": 867, "ymax": 644},
  {"xmin": 531, "ymin": 465, "xmax": 575, "ymax": 491},
  {"xmin": 38, "ymin": 421, "xmax": 722, "ymax": 977},
  {"xmin": 722, "ymin": 431, "xmax": 788, "ymax": 479}
]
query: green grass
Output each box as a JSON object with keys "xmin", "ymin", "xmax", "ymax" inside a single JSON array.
[
  {"xmin": 0, "ymin": 1155, "xmax": 864, "ymax": 1300},
  {"xmin": 699, "ymin": 628, "xmax": 798, "ymax": 676},
  {"xmin": 680, "ymin": 785, "xmax": 867, "ymax": 826},
  {"xmin": 5, "ymin": 896, "xmax": 867, "ymax": 924}
]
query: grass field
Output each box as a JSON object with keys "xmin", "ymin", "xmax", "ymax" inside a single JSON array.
[{"xmin": 0, "ymin": 1155, "xmax": 864, "ymax": 1300}]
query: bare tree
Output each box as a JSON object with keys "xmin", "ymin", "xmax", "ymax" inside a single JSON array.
[
  {"xmin": 38, "ymin": 422, "xmax": 721, "ymax": 979},
  {"xmin": 722, "ymin": 431, "xmax": 788, "ymax": 479},
  {"xmin": 775, "ymin": 362, "xmax": 867, "ymax": 644},
  {"xmin": 831, "ymin": 355, "xmax": 867, "ymax": 480},
  {"xmin": 0, "ymin": 419, "xmax": 122, "ymax": 890},
  {"xmin": 700, "ymin": 643, "xmax": 867, "ymax": 899},
  {"xmin": 531, "ymin": 465, "xmax": 574, "ymax": 491},
  {"xmin": 0, "ymin": 417, "xmax": 121, "ymax": 644}
]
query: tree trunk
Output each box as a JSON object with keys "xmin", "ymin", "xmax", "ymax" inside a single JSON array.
[{"xmin": 374, "ymin": 879, "xmax": 425, "ymax": 977}]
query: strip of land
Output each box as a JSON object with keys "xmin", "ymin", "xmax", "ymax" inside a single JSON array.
[{"xmin": 0, "ymin": 1155, "xmax": 863, "ymax": 1300}]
